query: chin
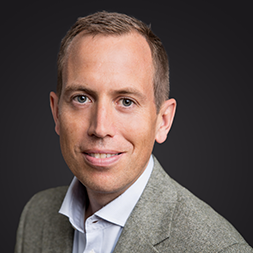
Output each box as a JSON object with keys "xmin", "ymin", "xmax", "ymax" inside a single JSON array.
[{"xmin": 83, "ymin": 177, "xmax": 129, "ymax": 196}]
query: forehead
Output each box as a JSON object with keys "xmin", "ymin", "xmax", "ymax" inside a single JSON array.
[
  {"xmin": 67, "ymin": 31, "xmax": 152, "ymax": 61},
  {"xmin": 63, "ymin": 32, "xmax": 153, "ymax": 88}
]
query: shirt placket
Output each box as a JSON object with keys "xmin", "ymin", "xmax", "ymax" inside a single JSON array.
[{"xmin": 84, "ymin": 215, "xmax": 108, "ymax": 253}]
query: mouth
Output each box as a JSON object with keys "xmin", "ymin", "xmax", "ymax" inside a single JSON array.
[
  {"xmin": 82, "ymin": 151, "xmax": 123, "ymax": 167},
  {"xmin": 85, "ymin": 153, "xmax": 121, "ymax": 159}
]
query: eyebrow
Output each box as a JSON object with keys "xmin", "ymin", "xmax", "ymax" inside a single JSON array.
[
  {"xmin": 63, "ymin": 85, "xmax": 97, "ymax": 98},
  {"xmin": 63, "ymin": 84, "xmax": 147, "ymax": 101},
  {"xmin": 112, "ymin": 88, "xmax": 146, "ymax": 100}
]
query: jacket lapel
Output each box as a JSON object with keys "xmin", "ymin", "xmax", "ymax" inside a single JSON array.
[{"xmin": 113, "ymin": 156, "xmax": 177, "ymax": 252}]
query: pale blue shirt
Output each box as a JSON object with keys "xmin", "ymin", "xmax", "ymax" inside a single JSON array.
[{"xmin": 59, "ymin": 156, "xmax": 154, "ymax": 253}]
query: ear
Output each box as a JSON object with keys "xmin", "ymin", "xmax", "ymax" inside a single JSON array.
[
  {"xmin": 50, "ymin": 91, "xmax": 60, "ymax": 135},
  {"xmin": 155, "ymin": 98, "xmax": 176, "ymax": 144}
]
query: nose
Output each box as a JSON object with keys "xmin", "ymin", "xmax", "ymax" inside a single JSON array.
[{"xmin": 88, "ymin": 102, "xmax": 115, "ymax": 138}]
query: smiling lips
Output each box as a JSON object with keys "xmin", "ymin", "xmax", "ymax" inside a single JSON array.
[
  {"xmin": 87, "ymin": 153, "xmax": 120, "ymax": 159},
  {"xmin": 83, "ymin": 151, "xmax": 123, "ymax": 167}
]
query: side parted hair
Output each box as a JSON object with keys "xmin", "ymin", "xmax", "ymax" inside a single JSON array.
[{"xmin": 57, "ymin": 11, "xmax": 169, "ymax": 112}]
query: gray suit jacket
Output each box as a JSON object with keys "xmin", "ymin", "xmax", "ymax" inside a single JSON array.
[{"xmin": 15, "ymin": 157, "xmax": 253, "ymax": 252}]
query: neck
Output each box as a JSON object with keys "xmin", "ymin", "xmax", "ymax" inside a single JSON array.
[{"xmin": 84, "ymin": 188, "xmax": 124, "ymax": 221}]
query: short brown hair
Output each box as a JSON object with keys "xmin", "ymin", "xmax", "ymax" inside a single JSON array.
[{"xmin": 57, "ymin": 11, "xmax": 169, "ymax": 112}]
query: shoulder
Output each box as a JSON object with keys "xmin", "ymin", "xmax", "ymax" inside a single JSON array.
[
  {"xmin": 18, "ymin": 186, "xmax": 68, "ymax": 227},
  {"xmin": 150, "ymin": 157, "xmax": 253, "ymax": 251},
  {"xmin": 168, "ymin": 178, "xmax": 252, "ymax": 251},
  {"xmin": 19, "ymin": 186, "xmax": 69, "ymax": 230},
  {"xmin": 24, "ymin": 186, "xmax": 68, "ymax": 213},
  {"xmin": 170, "ymin": 178, "xmax": 245, "ymax": 245},
  {"xmin": 15, "ymin": 186, "xmax": 73, "ymax": 253}
]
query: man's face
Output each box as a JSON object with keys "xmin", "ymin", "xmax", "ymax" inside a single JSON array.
[{"xmin": 50, "ymin": 32, "xmax": 173, "ymax": 199}]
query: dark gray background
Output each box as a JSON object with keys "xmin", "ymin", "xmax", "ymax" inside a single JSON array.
[{"xmin": 1, "ymin": 0, "xmax": 252, "ymax": 251}]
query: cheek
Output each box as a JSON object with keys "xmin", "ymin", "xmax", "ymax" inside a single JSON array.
[
  {"xmin": 58, "ymin": 112, "xmax": 87, "ymax": 151},
  {"xmin": 119, "ymin": 111, "xmax": 157, "ymax": 149}
]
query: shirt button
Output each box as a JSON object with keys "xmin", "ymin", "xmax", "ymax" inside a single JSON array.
[{"xmin": 89, "ymin": 250, "xmax": 95, "ymax": 253}]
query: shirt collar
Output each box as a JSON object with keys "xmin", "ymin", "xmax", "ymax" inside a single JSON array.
[
  {"xmin": 59, "ymin": 175, "xmax": 88, "ymax": 232},
  {"xmin": 59, "ymin": 155, "xmax": 154, "ymax": 232}
]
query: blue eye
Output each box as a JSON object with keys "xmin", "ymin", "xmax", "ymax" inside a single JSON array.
[
  {"xmin": 75, "ymin": 95, "xmax": 88, "ymax": 103},
  {"xmin": 122, "ymin": 98, "xmax": 133, "ymax": 107}
]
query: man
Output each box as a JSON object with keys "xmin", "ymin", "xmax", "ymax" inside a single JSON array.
[{"xmin": 15, "ymin": 11, "xmax": 252, "ymax": 253}]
